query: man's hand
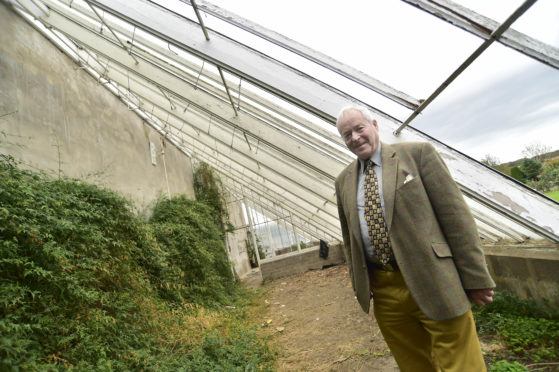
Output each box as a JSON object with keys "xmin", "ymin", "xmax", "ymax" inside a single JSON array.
[{"xmin": 467, "ymin": 288, "xmax": 494, "ymax": 306}]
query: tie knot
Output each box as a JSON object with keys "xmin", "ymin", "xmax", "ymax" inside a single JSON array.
[{"xmin": 365, "ymin": 160, "xmax": 375, "ymax": 172}]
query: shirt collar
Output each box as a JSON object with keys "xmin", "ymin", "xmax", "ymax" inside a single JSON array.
[{"xmin": 358, "ymin": 142, "xmax": 382, "ymax": 173}]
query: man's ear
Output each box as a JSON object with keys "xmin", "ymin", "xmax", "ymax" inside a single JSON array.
[{"xmin": 372, "ymin": 119, "xmax": 378, "ymax": 128}]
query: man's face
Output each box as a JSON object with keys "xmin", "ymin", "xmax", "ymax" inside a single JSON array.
[{"xmin": 337, "ymin": 110, "xmax": 380, "ymax": 160}]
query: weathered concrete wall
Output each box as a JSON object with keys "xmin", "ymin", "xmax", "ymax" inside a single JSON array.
[
  {"xmin": 0, "ymin": 4, "xmax": 194, "ymax": 209},
  {"xmin": 484, "ymin": 244, "xmax": 559, "ymax": 307},
  {"xmin": 260, "ymin": 242, "xmax": 345, "ymax": 282}
]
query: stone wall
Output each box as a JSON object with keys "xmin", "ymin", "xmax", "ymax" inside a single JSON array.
[
  {"xmin": 0, "ymin": 4, "xmax": 194, "ymax": 209},
  {"xmin": 259, "ymin": 241, "xmax": 559, "ymax": 310},
  {"xmin": 484, "ymin": 244, "xmax": 559, "ymax": 307},
  {"xmin": 260, "ymin": 242, "xmax": 345, "ymax": 282}
]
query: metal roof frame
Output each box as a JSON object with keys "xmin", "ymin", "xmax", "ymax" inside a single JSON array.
[{"xmin": 7, "ymin": 0, "xmax": 559, "ymax": 247}]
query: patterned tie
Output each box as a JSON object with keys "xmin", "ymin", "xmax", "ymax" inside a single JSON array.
[{"xmin": 364, "ymin": 160, "xmax": 392, "ymax": 264}]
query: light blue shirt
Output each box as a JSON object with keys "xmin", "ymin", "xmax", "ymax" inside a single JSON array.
[{"xmin": 356, "ymin": 143, "xmax": 386, "ymax": 263}]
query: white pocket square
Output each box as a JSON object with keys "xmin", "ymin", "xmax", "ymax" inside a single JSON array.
[{"xmin": 403, "ymin": 174, "xmax": 414, "ymax": 184}]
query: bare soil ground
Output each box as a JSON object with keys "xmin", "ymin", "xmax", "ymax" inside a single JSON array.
[
  {"xmin": 244, "ymin": 264, "xmax": 400, "ymax": 371},
  {"xmin": 243, "ymin": 264, "xmax": 553, "ymax": 372}
]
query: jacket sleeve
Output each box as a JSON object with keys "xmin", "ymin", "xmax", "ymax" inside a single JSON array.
[
  {"xmin": 335, "ymin": 178, "xmax": 355, "ymax": 291},
  {"xmin": 419, "ymin": 143, "xmax": 495, "ymax": 290}
]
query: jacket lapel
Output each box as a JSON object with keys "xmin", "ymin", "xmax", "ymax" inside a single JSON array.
[
  {"xmin": 345, "ymin": 160, "xmax": 362, "ymax": 247},
  {"xmin": 381, "ymin": 143, "xmax": 398, "ymax": 232}
]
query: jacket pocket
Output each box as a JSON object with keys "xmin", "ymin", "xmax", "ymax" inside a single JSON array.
[
  {"xmin": 432, "ymin": 242, "xmax": 452, "ymax": 258},
  {"xmin": 396, "ymin": 174, "xmax": 419, "ymax": 191}
]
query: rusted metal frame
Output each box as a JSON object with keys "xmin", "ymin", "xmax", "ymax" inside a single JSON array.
[
  {"xmin": 190, "ymin": 0, "xmax": 238, "ymax": 116},
  {"xmin": 191, "ymin": 0, "xmax": 421, "ymax": 110},
  {"xmin": 402, "ymin": 0, "xmax": 559, "ymax": 70},
  {"xmin": 27, "ymin": 0, "xmax": 559, "ymax": 238},
  {"xmin": 394, "ymin": 0, "xmax": 538, "ymax": 135},
  {"xmin": 83, "ymin": 0, "xmax": 139, "ymax": 65}
]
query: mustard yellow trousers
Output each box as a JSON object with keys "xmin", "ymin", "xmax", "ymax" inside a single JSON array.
[{"xmin": 370, "ymin": 269, "xmax": 486, "ymax": 372}]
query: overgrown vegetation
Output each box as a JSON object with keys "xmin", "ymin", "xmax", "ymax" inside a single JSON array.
[
  {"xmin": 473, "ymin": 291, "xmax": 559, "ymax": 370},
  {"xmin": 0, "ymin": 155, "xmax": 275, "ymax": 371}
]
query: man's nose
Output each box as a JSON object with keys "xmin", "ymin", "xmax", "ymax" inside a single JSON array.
[{"xmin": 350, "ymin": 131, "xmax": 359, "ymax": 142}]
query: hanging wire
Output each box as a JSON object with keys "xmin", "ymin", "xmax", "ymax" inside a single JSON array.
[
  {"xmin": 99, "ymin": 10, "xmax": 105, "ymax": 34},
  {"xmin": 236, "ymin": 77, "xmax": 242, "ymax": 110},
  {"xmin": 167, "ymin": 42, "xmax": 178, "ymax": 55},
  {"xmin": 230, "ymin": 127, "xmax": 235, "ymax": 148},
  {"xmin": 243, "ymin": 132, "xmax": 252, "ymax": 151},
  {"xmin": 194, "ymin": 61, "xmax": 205, "ymax": 90},
  {"xmin": 128, "ymin": 26, "xmax": 136, "ymax": 56},
  {"xmin": 158, "ymin": 86, "xmax": 176, "ymax": 110}
]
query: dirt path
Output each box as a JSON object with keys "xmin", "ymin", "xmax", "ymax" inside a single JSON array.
[{"xmin": 247, "ymin": 264, "xmax": 399, "ymax": 371}]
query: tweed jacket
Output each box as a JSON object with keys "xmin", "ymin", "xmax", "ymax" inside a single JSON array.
[{"xmin": 335, "ymin": 141, "xmax": 495, "ymax": 321}]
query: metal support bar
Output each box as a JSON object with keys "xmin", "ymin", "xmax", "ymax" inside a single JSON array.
[
  {"xmin": 190, "ymin": 0, "xmax": 210, "ymax": 41},
  {"xmin": 190, "ymin": 0, "xmax": 237, "ymax": 116},
  {"xmin": 402, "ymin": 0, "xmax": 559, "ymax": 70},
  {"xmin": 394, "ymin": 0, "xmax": 537, "ymax": 135},
  {"xmin": 218, "ymin": 67, "xmax": 239, "ymax": 116},
  {"xmin": 84, "ymin": 0, "xmax": 139, "ymax": 64}
]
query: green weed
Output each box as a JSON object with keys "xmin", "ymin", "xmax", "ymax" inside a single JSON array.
[
  {"xmin": 490, "ymin": 360, "xmax": 528, "ymax": 372},
  {"xmin": 474, "ymin": 291, "xmax": 559, "ymax": 366},
  {"xmin": 0, "ymin": 155, "xmax": 275, "ymax": 371}
]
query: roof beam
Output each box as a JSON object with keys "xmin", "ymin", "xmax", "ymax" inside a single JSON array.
[
  {"xmin": 192, "ymin": 0, "xmax": 421, "ymax": 110},
  {"xmin": 87, "ymin": 0, "xmax": 400, "ymax": 124}
]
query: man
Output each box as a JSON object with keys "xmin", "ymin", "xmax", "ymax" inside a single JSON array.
[{"xmin": 335, "ymin": 105, "xmax": 495, "ymax": 372}]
